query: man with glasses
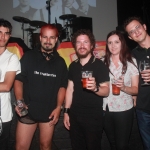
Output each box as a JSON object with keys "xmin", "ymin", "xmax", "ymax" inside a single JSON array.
[
  {"xmin": 14, "ymin": 24, "xmax": 68, "ymax": 150},
  {"xmin": 0, "ymin": 18, "xmax": 20, "ymax": 150},
  {"xmin": 63, "ymin": 29, "xmax": 109, "ymax": 149},
  {"xmin": 124, "ymin": 16, "xmax": 150, "ymax": 150}
]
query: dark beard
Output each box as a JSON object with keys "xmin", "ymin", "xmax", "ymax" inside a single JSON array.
[
  {"xmin": 41, "ymin": 45, "xmax": 53, "ymax": 52},
  {"xmin": 77, "ymin": 52, "xmax": 89, "ymax": 58},
  {"xmin": 76, "ymin": 49, "xmax": 92, "ymax": 58}
]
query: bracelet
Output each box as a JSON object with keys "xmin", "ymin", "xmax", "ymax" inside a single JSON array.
[
  {"xmin": 63, "ymin": 108, "xmax": 70, "ymax": 114},
  {"xmin": 94, "ymin": 85, "xmax": 99, "ymax": 92}
]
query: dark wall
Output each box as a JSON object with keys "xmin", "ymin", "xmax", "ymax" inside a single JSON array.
[
  {"xmin": 117, "ymin": 0, "xmax": 143, "ymax": 26},
  {"xmin": 117, "ymin": 0, "xmax": 150, "ymax": 32},
  {"xmin": 116, "ymin": 0, "xmax": 150, "ymax": 49}
]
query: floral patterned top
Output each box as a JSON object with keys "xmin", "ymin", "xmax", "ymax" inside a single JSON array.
[{"xmin": 103, "ymin": 58, "xmax": 139, "ymax": 112}]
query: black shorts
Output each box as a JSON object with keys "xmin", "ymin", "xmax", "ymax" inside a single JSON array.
[{"xmin": 17, "ymin": 114, "xmax": 36, "ymax": 124}]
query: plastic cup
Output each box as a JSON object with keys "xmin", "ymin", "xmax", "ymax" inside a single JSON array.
[
  {"xmin": 112, "ymin": 78, "xmax": 120, "ymax": 95},
  {"xmin": 81, "ymin": 71, "xmax": 93, "ymax": 88},
  {"xmin": 16, "ymin": 100, "xmax": 28, "ymax": 116}
]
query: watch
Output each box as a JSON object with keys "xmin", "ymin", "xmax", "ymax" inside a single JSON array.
[{"xmin": 94, "ymin": 85, "xmax": 99, "ymax": 92}]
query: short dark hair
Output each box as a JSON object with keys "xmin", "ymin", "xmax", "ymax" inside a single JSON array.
[
  {"xmin": 123, "ymin": 16, "xmax": 144, "ymax": 32},
  {"xmin": 71, "ymin": 29, "xmax": 95, "ymax": 52},
  {"xmin": 0, "ymin": 18, "xmax": 12, "ymax": 34}
]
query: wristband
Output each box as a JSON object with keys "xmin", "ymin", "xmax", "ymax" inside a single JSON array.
[
  {"xmin": 63, "ymin": 108, "xmax": 70, "ymax": 114},
  {"xmin": 94, "ymin": 85, "xmax": 99, "ymax": 92}
]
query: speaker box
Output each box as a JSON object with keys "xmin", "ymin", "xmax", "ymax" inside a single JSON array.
[{"xmin": 72, "ymin": 17, "xmax": 93, "ymax": 33}]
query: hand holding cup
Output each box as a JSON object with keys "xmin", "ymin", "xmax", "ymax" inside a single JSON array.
[
  {"xmin": 139, "ymin": 60, "xmax": 150, "ymax": 85},
  {"xmin": 81, "ymin": 71, "xmax": 93, "ymax": 88},
  {"xmin": 86, "ymin": 77, "xmax": 97, "ymax": 91},
  {"xmin": 14, "ymin": 100, "xmax": 28, "ymax": 117},
  {"xmin": 140, "ymin": 69, "xmax": 150, "ymax": 83},
  {"xmin": 112, "ymin": 76, "xmax": 124, "ymax": 95}
]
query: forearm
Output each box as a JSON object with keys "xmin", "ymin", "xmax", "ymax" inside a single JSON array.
[
  {"xmin": 95, "ymin": 85, "xmax": 110, "ymax": 97},
  {"xmin": 56, "ymin": 87, "xmax": 66, "ymax": 109},
  {"xmin": 121, "ymin": 86, "xmax": 138, "ymax": 95},
  {"xmin": 64, "ymin": 89, "xmax": 73, "ymax": 108},
  {"xmin": 0, "ymin": 82, "xmax": 12, "ymax": 92},
  {"xmin": 14, "ymin": 80, "xmax": 23, "ymax": 100},
  {"xmin": 0, "ymin": 71, "xmax": 16, "ymax": 92}
]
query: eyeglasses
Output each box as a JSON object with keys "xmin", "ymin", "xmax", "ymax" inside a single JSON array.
[{"xmin": 128, "ymin": 24, "xmax": 142, "ymax": 35}]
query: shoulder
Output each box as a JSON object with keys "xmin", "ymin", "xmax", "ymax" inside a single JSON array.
[
  {"xmin": 69, "ymin": 59, "xmax": 79, "ymax": 67},
  {"xmin": 56, "ymin": 56, "xmax": 68, "ymax": 68},
  {"xmin": 23, "ymin": 49, "xmax": 37, "ymax": 56},
  {"xmin": 127, "ymin": 58, "xmax": 138, "ymax": 70},
  {"xmin": 29, "ymin": 7, "xmax": 37, "ymax": 13},
  {"xmin": 132, "ymin": 46, "xmax": 138, "ymax": 51},
  {"xmin": 93, "ymin": 57, "xmax": 107, "ymax": 67},
  {"xmin": 131, "ymin": 57, "xmax": 137, "ymax": 63},
  {"xmin": 20, "ymin": 50, "xmax": 38, "ymax": 62},
  {"xmin": 5, "ymin": 49, "xmax": 19, "ymax": 59},
  {"xmin": 55, "ymin": 51, "xmax": 67, "ymax": 64},
  {"xmin": 132, "ymin": 46, "xmax": 141, "ymax": 54}
]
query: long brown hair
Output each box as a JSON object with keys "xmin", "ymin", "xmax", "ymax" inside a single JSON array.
[{"xmin": 104, "ymin": 30, "xmax": 136, "ymax": 75}]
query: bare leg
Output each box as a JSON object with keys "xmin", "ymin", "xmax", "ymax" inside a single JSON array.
[
  {"xmin": 15, "ymin": 121, "xmax": 37, "ymax": 150},
  {"xmin": 39, "ymin": 122, "xmax": 55, "ymax": 150}
]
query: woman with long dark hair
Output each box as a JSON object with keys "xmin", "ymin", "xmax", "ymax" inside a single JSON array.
[{"xmin": 103, "ymin": 30, "xmax": 139, "ymax": 150}]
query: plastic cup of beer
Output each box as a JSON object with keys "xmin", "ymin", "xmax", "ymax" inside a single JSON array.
[
  {"xmin": 81, "ymin": 71, "xmax": 93, "ymax": 88},
  {"xmin": 112, "ymin": 78, "xmax": 120, "ymax": 95}
]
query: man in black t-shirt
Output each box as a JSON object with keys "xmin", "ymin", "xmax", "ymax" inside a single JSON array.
[
  {"xmin": 124, "ymin": 17, "xmax": 150, "ymax": 150},
  {"xmin": 14, "ymin": 24, "xmax": 68, "ymax": 150},
  {"xmin": 63, "ymin": 29, "xmax": 109, "ymax": 150}
]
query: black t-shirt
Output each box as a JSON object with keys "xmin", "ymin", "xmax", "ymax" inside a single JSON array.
[
  {"xmin": 16, "ymin": 49, "xmax": 68, "ymax": 122},
  {"xmin": 132, "ymin": 46, "xmax": 150, "ymax": 113},
  {"xmin": 69, "ymin": 56, "xmax": 109, "ymax": 117}
]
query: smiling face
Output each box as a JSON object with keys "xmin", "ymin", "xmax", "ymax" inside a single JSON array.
[
  {"xmin": 76, "ymin": 0, "xmax": 89, "ymax": 14},
  {"xmin": 125, "ymin": 20, "xmax": 147, "ymax": 44},
  {"xmin": 0, "ymin": 26, "xmax": 11, "ymax": 48},
  {"xmin": 107, "ymin": 34, "xmax": 121, "ymax": 56},
  {"xmin": 40, "ymin": 27, "xmax": 58, "ymax": 53},
  {"xmin": 75, "ymin": 34, "xmax": 93, "ymax": 58},
  {"xmin": 19, "ymin": 0, "xmax": 30, "ymax": 6}
]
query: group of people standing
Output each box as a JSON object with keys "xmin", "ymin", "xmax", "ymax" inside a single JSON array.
[{"xmin": 0, "ymin": 16, "xmax": 150, "ymax": 150}]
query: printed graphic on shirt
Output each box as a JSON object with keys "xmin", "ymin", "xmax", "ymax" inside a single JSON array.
[{"xmin": 34, "ymin": 71, "xmax": 56, "ymax": 77}]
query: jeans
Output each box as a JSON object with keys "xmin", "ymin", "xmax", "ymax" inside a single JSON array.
[{"xmin": 136, "ymin": 109, "xmax": 150, "ymax": 150}]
